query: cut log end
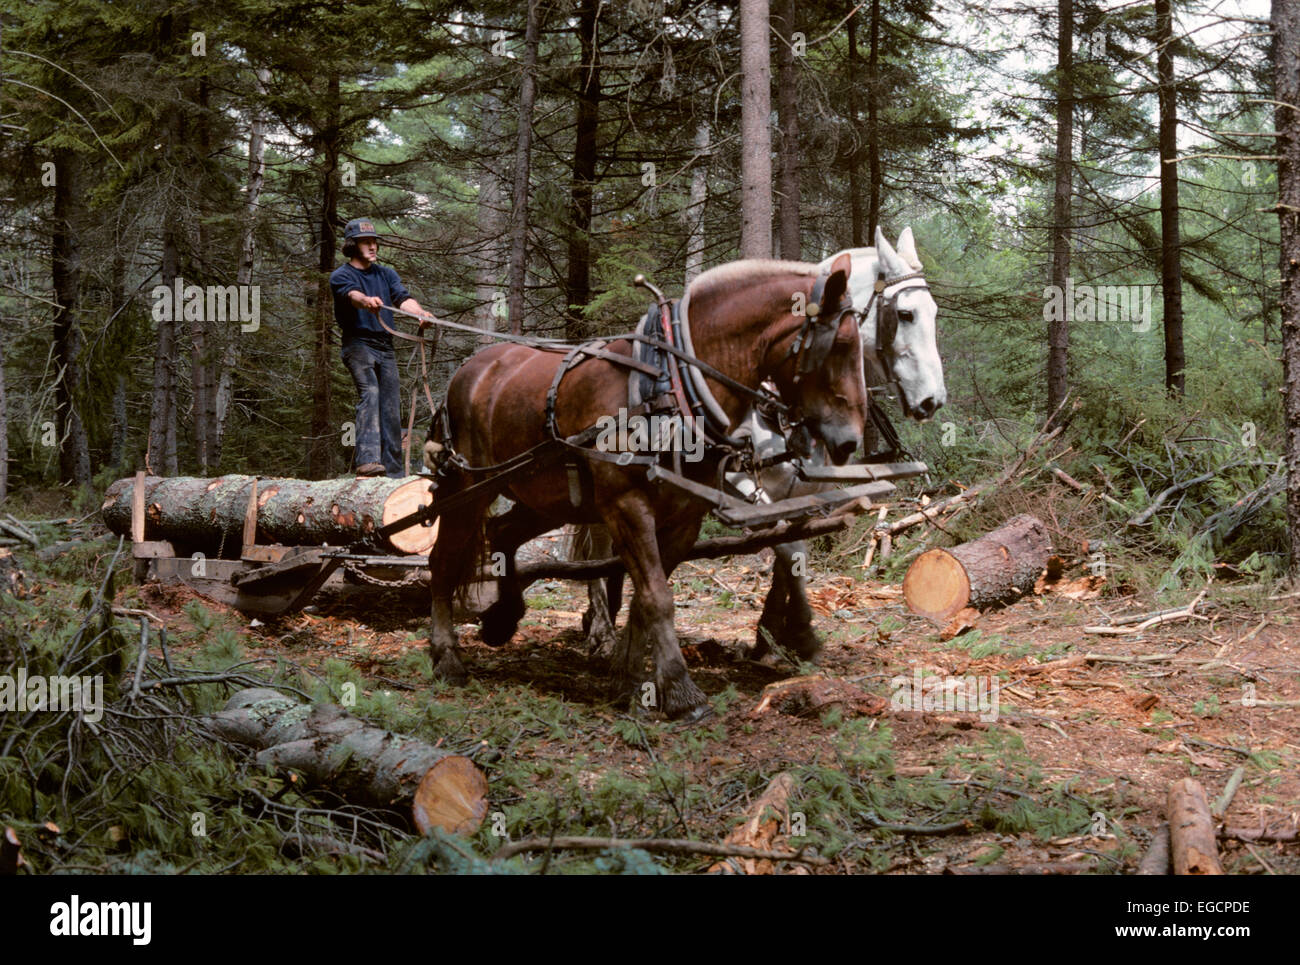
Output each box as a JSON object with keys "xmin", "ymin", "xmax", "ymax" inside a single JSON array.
[
  {"xmin": 413, "ymin": 755, "xmax": 489, "ymax": 836},
  {"xmin": 903, "ymin": 514, "xmax": 1052, "ymax": 621},
  {"xmin": 382, "ymin": 479, "xmax": 439, "ymax": 554},
  {"xmin": 903, "ymin": 549, "xmax": 971, "ymax": 620}
]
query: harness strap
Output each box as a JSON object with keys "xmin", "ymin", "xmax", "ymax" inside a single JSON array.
[{"xmin": 378, "ymin": 302, "xmax": 787, "ymax": 417}]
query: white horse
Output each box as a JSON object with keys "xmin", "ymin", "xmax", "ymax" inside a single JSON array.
[{"xmin": 581, "ymin": 226, "xmax": 947, "ymax": 661}]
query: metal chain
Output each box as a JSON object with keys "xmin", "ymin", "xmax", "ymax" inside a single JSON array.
[{"xmin": 342, "ymin": 559, "xmax": 425, "ymax": 588}]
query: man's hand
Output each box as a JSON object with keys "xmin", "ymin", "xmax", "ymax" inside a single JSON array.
[
  {"xmin": 417, "ymin": 312, "xmax": 436, "ymax": 331},
  {"xmin": 349, "ymin": 290, "xmax": 385, "ymax": 314}
]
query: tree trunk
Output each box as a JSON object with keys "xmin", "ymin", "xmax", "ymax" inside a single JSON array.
[
  {"xmin": 866, "ymin": 0, "xmax": 881, "ymax": 240},
  {"xmin": 209, "ymin": 688, "xmax": 487, "ymax": 834},
  {"xmin": 846, "ymin": 3, "xmax": 864, "ymax": 247},
  {"xmin": 0, "ymin": 21, "xmax": 6, "ymax": 501},
  {"xmin": 109, "ymin": 248, "xmax": 128, "ymax": 472},
  {"xmin": 774, "ymin": 0, "xmax": 800, "ymax": 261},
  {"xmin": 307, "ymin": 72, "xmax": 340, "ymax": 480},
  {"xmin": 685, "ymin": 121, "xmax": 711, "ymax": 286},
  {"xmin": 191, "ymin": 77, "xmax": 215, "ymax": 473},
  {"xmin": 565, "ymin": 0, "xmax": 600, "ymax": 339},
  {"xmin": 739, "ymin": 0, "xmax": 772, "ymax": 259},
  {"xmin": 101, "ymin": 473, "xmax": 438, "ymax": 555},
  {"xmin": 903, "ymin": 514, "xmax": 1053, "ymax": 620},
  {"xmin": 507, "ymin": 0, "xmax": 543, "ymax": 336},
  {"xmin": 217, "ymin": 66, "xmax": 271, "ymax": 464},
  {"xmin": 1276, "ymin": 0, "xmax": 1300, "ymax": 582},
  {"xmin": 51, "ymin": 148, "xmax": 92, "ymax": 488},
  {"xmin": 1157, "ymin": 0, "xmax": 1185, "ymax": 396},
  {"xmin": 476, "ymin": 80, "xmax": 508, "ymax": 335},
  {"xmin": 0, "ymin": 325, "xmax": 7, "ymax": 503},
  {"xmin": 1046, "ymin": 0, "xmax": 1073, "ymax": 420}
]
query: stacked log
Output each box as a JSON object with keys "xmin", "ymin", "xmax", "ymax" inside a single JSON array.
[
  {"xmin": 903, "ymin": 514, "xmax": 1052, "ymax": 620},
  {"xmin": 101, "ymin": 474, "xmax": 437, "ymax": 555}
]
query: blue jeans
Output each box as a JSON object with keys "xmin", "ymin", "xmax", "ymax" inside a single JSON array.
[{"xmin": 342, "ymin": 340, "xmax": 403, "ymax": 476}]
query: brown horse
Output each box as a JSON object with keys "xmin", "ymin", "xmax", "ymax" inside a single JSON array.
[{"xmin": 427, "ymin": 255, "xmax": 867, "ymax": 721}]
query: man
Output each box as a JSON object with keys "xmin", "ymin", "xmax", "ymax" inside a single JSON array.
[{"xmin": 330, "ymin": 218, "xmax": 434, "ymax": 477}]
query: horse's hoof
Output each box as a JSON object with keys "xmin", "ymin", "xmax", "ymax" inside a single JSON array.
[
  {"xmin": 668, "ymin": 702, "xmax": 715, "ymax": 725},
  {"xmin": 791, "ymin": 627, "xmax": 823, "ymax": 661},
  {"xmin": 431, "ymin": 651, "xmax": 469, "ymax": 686},
  {"xmin": 480, "ymin": 602, "xmax": 521, "ymax": 648}
]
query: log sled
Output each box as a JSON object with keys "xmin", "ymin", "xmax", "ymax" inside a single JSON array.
[{"xmin": 101, "ymin": 457, "xmax": 926, "ymax": 616}]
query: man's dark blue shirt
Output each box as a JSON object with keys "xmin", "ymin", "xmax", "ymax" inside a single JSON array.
[{"xmin": 329, "ymin": 262, "xmax": 412, "ymax": 349}]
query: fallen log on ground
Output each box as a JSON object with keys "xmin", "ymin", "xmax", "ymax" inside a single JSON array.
[
  {"xmin": 708, "ymin": 772, "xmax": 800, "ymax": 875},
  {"xmin": 207, "ymin": 688, "xmax": 487, "ymax": 835},
  {"xmin": 102, "ymin": 474, "xmax": 437, "ymax": 555},
  {"xmin": 1137, "ymin": 825, "xmax": 1171, "ymax": 875},
  {"xmin": 1219, "ymin": 826, "xmax": 1298, "ymax": 843},
  {"xmin": 903, "ymin": 514, "xmax": 1052, "ymax": 621},
  {"xmin": 1168, "ymin": 778, "xmax": 1223, "ymax": 875}
]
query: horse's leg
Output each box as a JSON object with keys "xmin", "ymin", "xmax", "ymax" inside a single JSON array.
[
  {"xmin": 653, "ymin": 519, "xmax": 713, "ymax": 720},
  {"xmin": 754, "ymin": 543, "xmax": 793, "ymax": 659},
  {"xmin": 776, "ymin": 539, "xmax": 822, "ymax": 660},
  {"xmin": 428, "ymin": 486, "xmax": 490, "ymax": 685},
  {"xmin": 579, "ymin": 525, "xmax": 622, "ymax": 659},
  {"xmin": 603, "ymin": 498, "xmax": 709, "ymax": 722},
  {"xmin": 480, "ymin": 503, "xmax": 551, "ymax": 647}
]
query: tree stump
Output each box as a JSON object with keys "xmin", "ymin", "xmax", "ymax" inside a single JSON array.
[
  {"xmin": 903, "ymin": 514, "xmax": 1052, "ymax": 621},
  {"xmin": 208, "ymin": 688, "xmax": 487, "ymax": 834},
  {"xmin": 102, "ymin": 474, "xmax": 437, "ymax": 555}
]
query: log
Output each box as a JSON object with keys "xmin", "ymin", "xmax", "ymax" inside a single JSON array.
[
  {"xmin": 902, "ymin": 514, "xmax": 1052, "ymax": 621},
  {"xmin": 207, "ymin": 688, "xmax": 487, "ymax": 835},
  {"xmin": 1137, "ymin": 825, "xmax": 1171, "ymax": 875},
  {"xmin": 1167, "ymin": 778, "xmax": 1223, "ymax": 875},
  {"xmin": 102, "ymin": 474, "xmax": 438, "ymax": 555}
]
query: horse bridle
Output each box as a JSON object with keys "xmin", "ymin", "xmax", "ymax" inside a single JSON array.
[
  {"xmin": 787, "ymin": 270, "xmax": 859, "ymax": 381},
  {"xmin": 861, "ymin": 270, "xmax": 929, "ymax": 409}
]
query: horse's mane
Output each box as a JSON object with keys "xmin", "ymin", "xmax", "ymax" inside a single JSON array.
[{"xmin": 687, "ymin": 259, "xmax": 817, "ymax": 301}]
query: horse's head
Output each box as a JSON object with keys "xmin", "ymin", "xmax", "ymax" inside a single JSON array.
[
  {"xmin": 821, "ymin": 227, "xmax": 947, "ymax": 421},
  {"xmin": 774, "ymin": 253, "xmax": 868, "ymax": 466}
]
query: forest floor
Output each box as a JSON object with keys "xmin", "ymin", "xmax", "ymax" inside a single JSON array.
[{"xmin": 118, "ymin": 535, "xmax": 1300, "ymax": 875}]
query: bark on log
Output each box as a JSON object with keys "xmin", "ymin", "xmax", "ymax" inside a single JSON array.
[
  {"xmin": 903, "ymin": 514, "xmax": 1052, "ymax": 621},
  {"xmin": 1168, "ymin": 778, "xmax": 1223, "ymax": 875},
  {"xmin": 102, "ymin": 474, "xmax": 437, "ymax": 555},
  {"xmin": 208, "ymin": 688, "xmax": 487, "ymax": 835}
]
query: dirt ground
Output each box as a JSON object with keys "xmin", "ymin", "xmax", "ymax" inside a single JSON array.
[{"xmin": 133, "ymin": 542, "xmax": 1300, "ymax": 875}]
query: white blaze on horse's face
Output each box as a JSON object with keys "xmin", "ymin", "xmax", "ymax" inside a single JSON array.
[{"xmin": 819, "ymin": 227, "xmax": 947, "ymax": 421}]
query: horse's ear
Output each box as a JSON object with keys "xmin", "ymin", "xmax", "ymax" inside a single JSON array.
[
  {"xmin": 898, "ymin": 227, "xmax": 922, "ymax": 270},
  {"xmin": 820, "ymin": 252, "xmax": 852, "ymax": 312},
  {"xmin": 875, "ymin": 226, "xmax": 909, "ymax": 277}
]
